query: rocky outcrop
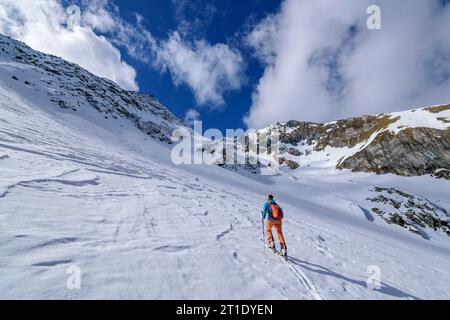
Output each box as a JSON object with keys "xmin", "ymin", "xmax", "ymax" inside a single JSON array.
[
  {"xmin": 432, "ymin": 169, "xmax": 450, "ymax": 180},
  {"xmin": 287, "ymin": 147, "xmax": 302, "ymax": 156},
  {"xmin": 365, "ymin": 187, "xmax": 450, "ymax": 239},
  {"xmin": 277, "ymin": 157, "xmax": 300, "ymax": 169}
]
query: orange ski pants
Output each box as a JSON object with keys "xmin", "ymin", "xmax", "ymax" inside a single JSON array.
[{"xmin": 266, "ymin": 219, "xmax": 286, "ymax": 245}]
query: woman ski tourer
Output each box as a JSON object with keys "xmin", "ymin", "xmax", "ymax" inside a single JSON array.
[{"xmin": 261, "ymin": 194, "xmax": 287, "ymax": 257}]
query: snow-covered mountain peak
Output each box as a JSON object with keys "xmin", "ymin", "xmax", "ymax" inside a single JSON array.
[
  {"xmin": 233, "ymin": 105, "xmax": 450, "ymax": 177},
  {"xmin": 0, "ymin": 33, "xmax": 183, "ymax": 142}
]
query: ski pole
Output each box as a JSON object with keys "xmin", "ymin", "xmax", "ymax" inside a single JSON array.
[
  {"xmin": 261, "ymin": 218, "xmax": 265, "ymax": 242},
  {"xmin": 261, "ymin": 217, "xmax": 266, "ymax": 255}
]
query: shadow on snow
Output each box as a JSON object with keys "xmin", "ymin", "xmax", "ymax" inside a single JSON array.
[{"xmin": 288, "ymin": 256, "xmax": 420, "ymax": 300}]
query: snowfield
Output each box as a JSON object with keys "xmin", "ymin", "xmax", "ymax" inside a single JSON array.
[{"xmin": 1, "ymin": 65, "xmax": 450, "ymax": 299}]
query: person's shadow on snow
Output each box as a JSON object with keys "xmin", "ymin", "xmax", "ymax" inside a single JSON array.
[{"xmin": 288, "ymin": 256, "xmax": 420, "ymax": 300}]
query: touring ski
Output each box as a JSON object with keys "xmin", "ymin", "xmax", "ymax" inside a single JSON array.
[{"xmin": 261, "ymin": 239, "xmax": 288, "ymax": 260}]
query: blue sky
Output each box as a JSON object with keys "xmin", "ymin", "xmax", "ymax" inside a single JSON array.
[
  {"xmin": 1, "ymin": 0, "xmax": 450, "ymax": 132},
  {"xmin": 111, "ymin": 0, "xmax": 281, "ymax": 132}
]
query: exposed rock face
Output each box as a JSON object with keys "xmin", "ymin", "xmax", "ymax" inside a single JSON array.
[
  {"xmin": 280, "ymin": 121, "xmax": 323, "ymax": 145},
  {"xmin": 0, "ymin": 34, "xmax": 183, "ymax": 143},
  {"xmin": 365, "ymin": 187, "xmax": 450, "ymax": 239},
  {"xmin": 432, "ymin": 169, "xmax": 450, "ymax": 180},
  {"xmin": 239, "ymin": 106, "xmax": 450, "ymax": 177},
  {"xmin": 287, "ymin": 147, "xmax": 302, "ymax": 156},
  {"xmin": 338, "ymin": 127, "xmax": 450, "ymax": 176},
  {"xmin": 277, "ymin": 157, "xmax": 300, "ymax": 169}
]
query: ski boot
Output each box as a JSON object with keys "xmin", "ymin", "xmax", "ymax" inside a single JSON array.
[
  {"xmin": 279, "ymin": 243, "xmax": 288, "ymax": 259},
  {"xmin": 268, "ymin": 240, "xmax": 276, "ymax": 253}
]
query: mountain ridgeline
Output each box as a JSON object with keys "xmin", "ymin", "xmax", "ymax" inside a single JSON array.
[
  {"xmin": 232, "ymin": 106, "xmax": 450, "ymax": 179},
  {"xmin": 1, "ymin": 33, "xmax": 449, "ymax": 178},
  {"xmin": 1, "ymin": 33, "xmax": 450, "ymax": 244},
  {"xmin": 0, "ymin": 34, "xmax": 183, "ymax": 143}
]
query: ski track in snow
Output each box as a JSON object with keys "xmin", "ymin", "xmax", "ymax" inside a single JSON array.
[
  {"xmin": 261, "ymin": 240, "xmax": 325, "ymax": 300},
  {"xmin": 285, "ymin": 259, "xmax": 325, "ymax": 300},
  {"xmin": 1, "ymin": 78, "xmax": 450, "ymax": 299}
]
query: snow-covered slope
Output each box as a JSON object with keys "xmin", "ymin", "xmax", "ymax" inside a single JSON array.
[{"xmin": 1, "ymin": 35, "xmax": 450, "ymax": 300}]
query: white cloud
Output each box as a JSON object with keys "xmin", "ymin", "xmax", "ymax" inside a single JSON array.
[
  {"xmin": 184, "ymin": 108, "xmax": 200, "ymax": 126},
  {"xmin": 163, "ymin": 1, "xmax": 245, "ymax": 108},
  {"xmin": 96, "ymin": 1, "xmax": 244, "ymax": 109},
  {"xmin": 156, "ymin": 32, "xmax": 244, "ymax": 108},
  {"xmin": 244, "ymin": 0, "xmax": 450, "ymax": 129},
  {"xmin": 245, "ymin": 13, "xmax": 279, "ymax": 65},
  {"xmin": 80, "ymin": 0, "xmax": 117, "ymax": 33},
  {"xmin": 0, "ymin": 0, "xmax": 138, "ymax": 91},
  {"xmin": 0, "ymin": 0, "xmax": 245, "ymax": 107}
]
